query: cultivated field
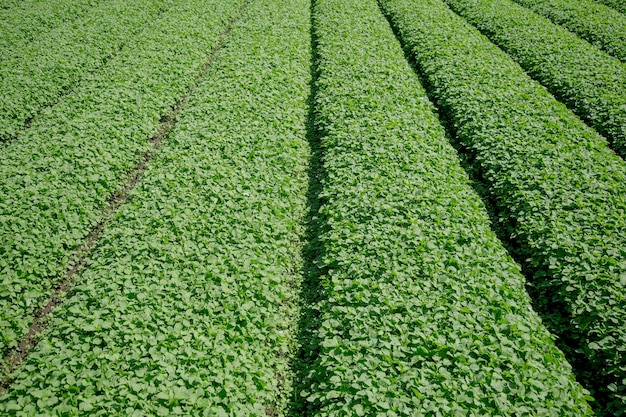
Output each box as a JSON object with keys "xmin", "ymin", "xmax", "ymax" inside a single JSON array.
[{"xmin": 1, "ymin": 0, "xmax": 625, "ymax": 415}]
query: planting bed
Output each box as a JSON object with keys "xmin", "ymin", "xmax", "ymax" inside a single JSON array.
[{"xmin": 1, "ymin": 0, "xmax": 625, "ymax": 415}]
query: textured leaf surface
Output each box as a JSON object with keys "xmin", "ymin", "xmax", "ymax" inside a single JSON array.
[
  {"xmin": 0, "ymin": 0, "xmax": 102, "ymax": 55},
  {"xmin": 298, "ymin": 0, "xmax": 594, "ymax": 415},
  {"xmin": 0, "ymin": 0, "xmax": 240, "ymax": 365},
  {"xmin": 443, "ymin": 0, "xmax": 626, "ymax": 159},
  {"xmin": 381, "ymin": 0, "xmax": 626, "ymax": 413},
  {"xmin": 591, "ymin": 0, "xmax": 626, "ymax": 16},
  {"xmin": 0, "ymin": 0, "xmax": 174, "ymax": 141},
  {"xmin": 510, "ymin": 0, "xmax": 626, "ymax": 62},
  {"xmin": 0, "ymin": 0, "xmax": 310, "ymax": 413}
]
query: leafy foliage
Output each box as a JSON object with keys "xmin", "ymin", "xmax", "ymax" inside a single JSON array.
[
  {"xmin": 592, "ymin": 0, "xmax": 626, "ymax": 15},
  {"xmin": 0, "ymin": 0, "xmax": 102, "ymax": 56},
  {"xmin": 0, "ymin": 0, "xmax": 173, "ymax": 141},
  {"xmin": 380, "ymin": 0, "xmax": 626, "ymax": 413},
  {"xmin": 443, "ymin": 0, "xmax": 626, "ymax": 160},
  {"xmin": 0, "ymin": 0, "xmax": 240, "ymax": 366},
  {"xmin": 0, "ymin": 0, "xmax": 311, "ymax": 413},
  {"xmin": 296, "ymin": 0, "xmax": 594, "ymax": 415},
  {"xmin": 509, "ymin": 0, "xmax": 626, "ymax": 62}
]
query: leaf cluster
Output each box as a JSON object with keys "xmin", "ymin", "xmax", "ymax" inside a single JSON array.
[
  {"xmin": 590, "ymin": 0, "xmax": 626, "ymax": 17},
  {"xmin": 442, "ymin": 0, "xmax": 626, "ymax": 159},
  {"xmin": 381, "ymin": 0, "xmax": 626, "ymax": 413},
  {"xmin": 0, "ymin": 0, "xmax": 240, "ymax": 368},
  {"xmin": 510, "ymin": 0, "xmax": 626, "ymax": 62},
  {"xmin": 299, "ymin": 0, "xmax": 594, "ymax": 415},
  {"xmin": 0, "ymin": 0, "xmax": 101, "ymax": 57},
  {"xmin": 0, "ymin": 0, "xmax": 174, "ymax": 141},
  {"xmin": 0, "ymin": 0, "xmax": 311, "ymax": 413}
]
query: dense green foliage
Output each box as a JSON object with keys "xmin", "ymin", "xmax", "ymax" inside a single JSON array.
[
  {"xmin": 0, "ymin": 0, "xmax": 172, "ymax": 141},
  {"xmin": 592, "ymin": 0, "xmax": 626, "ymax": 15},
  {"xmin": 1, "ymin": 0, "xmax": 625, "ymax": 414},
  {"xmin": 0, "ymin": 1, "xmax": 20, "ymax": 10},
  {"xmin": 0, "ymin": 0, "xmax": 240, "ymax": 367},
  {"xmin": 0, "ymin": 0, "xmax": 102, "ymax": 55},
  {"xmin": 380, "ymin": 0, "xmax": 626, "ymax": 413},
  {"xmin": 443, "ymin": 0, "xmax": 626, "ymax": 160},
  {"xmin": 510, "ymin": 0, "xmax": 626, "ymax": 62},
  {"xmin": 0, "ymin": 0, "xmax": 310, "ymax": 413},
  {"xmin": 297, "ymin": 0, "xmax": 594, "ymax": 414}
]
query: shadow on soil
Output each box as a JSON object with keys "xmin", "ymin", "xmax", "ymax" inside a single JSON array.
[{"xmin": 287, "ymin": 1, "xmax": 328, "ymax": 415}]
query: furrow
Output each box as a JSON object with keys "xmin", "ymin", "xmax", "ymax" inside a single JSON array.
[
  {"xmin": 510, "ymin": 0, "xmax": 626, "ymax": 62},
  {"xmin": 442, "ymin": 0, "xmax": 626, "ymax": 160},
  {"xmin": 0, "ymin": 3, "xmax": 241, "ymax": 387}
]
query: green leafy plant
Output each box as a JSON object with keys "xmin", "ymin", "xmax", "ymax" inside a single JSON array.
[
  {"xmin": 297, "ymin": 0, "xmax": 593, "ymax": 415},
  {"xmin": 442, "ymin": 0, "xmax": 626, "ymax": 159},
  {"xmin": 380, "ymin": 0, "xmax": 626, "ymax": 413},
  {"xmin": 0, "ymin": 0, "xmax": 103, "ymax": 57},
  {"xmin": 510, "ymin": 0, "xmax": 626, "ymax": 62},
  {"xmin": 0, "ymin": 0, "xmax": 311, "ymax": 413},
  {"xmin": 0, "ymin": 0, "xmax": 174, "ymax": 142},
  {"xmin": 0, "ymin": 0, "xmax": 241, "ymax": 368},
  {"xmin": 592, "ymin": 0, "xmax": 626, "ymax": 15}
]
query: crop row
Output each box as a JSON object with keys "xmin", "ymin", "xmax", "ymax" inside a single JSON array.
[
  {"xmin": 296, "ymin": 0, "xmax": 593, "ymax": 415},
  {"xmin": 0, "ymin": 0, "xmax": 173, "ymax": 141},
  {"xmin": 0, "ymin": 0, "xmax": 241, "ymax": 367},
  {"xmin": 0, "ymin": 0, "xmax": 102, "ymax": 55},
  {"xmin": 511, "ymin": 0, "xmax": 626, "ymax": 62},
  {"xmin": 380, "ymin": 0, "xmax": 626, "ymax": 413},
  {"xmin": 593, "ymin": 0, "xmax": 626, "ymax": 15},
  {"xmin": 442, "ymin": 0, "xmax": 626, "ymax": 160},
  {"xmin": 0, "ymin": 0, "xmax": 311, "ymax": 413}
]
